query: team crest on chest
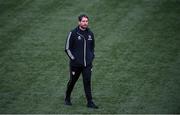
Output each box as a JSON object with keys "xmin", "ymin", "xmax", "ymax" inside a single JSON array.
[
  {"xmin": 78, "ymin": 36, "xmax": 81, "ymax": 40},
  {"xmin": 88, "ymin": 35, "xmax": 92, "ymax": 40}
]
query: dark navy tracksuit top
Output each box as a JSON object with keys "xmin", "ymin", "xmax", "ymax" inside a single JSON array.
[{"xmin": 65, "ymin": 26, "xmax": 95, "ymax": 67}]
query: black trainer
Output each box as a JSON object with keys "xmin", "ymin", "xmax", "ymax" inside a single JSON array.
[
  {"xmin": 87, "ymin": 101, "xmax": 98, "ymax": 109},
  {"xmin": 64, "ymin": 98, "xmax": 72, "ymax": 106}
]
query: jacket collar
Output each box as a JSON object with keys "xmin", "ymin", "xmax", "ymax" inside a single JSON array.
[{"xmin": 76, "ymin": 26, "xmax": 89, "ymax": 32}]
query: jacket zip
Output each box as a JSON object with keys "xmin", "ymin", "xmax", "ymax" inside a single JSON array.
[
  {"xmin": 77, "ymin": 32, "xmax": 87, "ymax": 67},
  {"xmin": 84, "ymin": 38, "xmax": 87, "ymax": 67}
]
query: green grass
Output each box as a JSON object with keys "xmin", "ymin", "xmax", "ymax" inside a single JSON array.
[{"xmin": 0, "ymin": 0, "xmax": 180, "ymax": 113}]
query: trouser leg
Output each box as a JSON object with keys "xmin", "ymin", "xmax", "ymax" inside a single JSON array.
[
  {"xmin": 82, "ymin": 65, "xmax": 93, "ymax": 102},
  {"xmin": 65, "ymin": 66, "xmax": 82, "ymax": 100}
]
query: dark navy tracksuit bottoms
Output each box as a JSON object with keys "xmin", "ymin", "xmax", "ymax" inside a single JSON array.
[{"xmin": 65, "ymin": 64, "xmax": 93, "ymax": 102}]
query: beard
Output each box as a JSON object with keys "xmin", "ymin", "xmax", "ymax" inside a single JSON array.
[{"xmin": 80, "ymin": 25, "xmax": 88, "ymax": 29}]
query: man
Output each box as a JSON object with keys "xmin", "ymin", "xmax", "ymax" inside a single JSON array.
[{"xmin": 64, "ymin": 14, "xmax": 98, "ymax": 109}]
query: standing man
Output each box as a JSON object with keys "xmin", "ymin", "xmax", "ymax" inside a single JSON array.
[{"xmin": 64, "ymin": 14, "xmax": 98, "ymax": 109}]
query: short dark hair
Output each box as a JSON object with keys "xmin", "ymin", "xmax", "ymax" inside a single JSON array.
[{"xmin": 78, "ymin": 14, "xmax": 89, "ymax": 21}]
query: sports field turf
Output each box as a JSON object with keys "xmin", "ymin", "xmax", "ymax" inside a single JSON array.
[{"xmin": 0, "ymin": 0, "xmax": 180, "ymax": 113}]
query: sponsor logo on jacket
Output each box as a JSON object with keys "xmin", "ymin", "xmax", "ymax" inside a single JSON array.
[{"xmin": 78, "ymin": 36, "xmax": 81, "ymax": 40}]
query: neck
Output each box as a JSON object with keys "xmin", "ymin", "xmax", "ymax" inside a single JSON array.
[{"xmin": 79, "ymin": 26, "xmax": 86, "ymax": 31}]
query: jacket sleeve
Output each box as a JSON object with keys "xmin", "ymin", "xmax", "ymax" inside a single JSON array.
[
  {"xmin": 65, "ymin": 31, "xmax": 75, "ymax": 60},
  {"xmin": 92, "ymin": 33, "xmax": 95, "ymax": 58}
]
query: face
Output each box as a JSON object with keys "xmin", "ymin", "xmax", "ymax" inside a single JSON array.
[{"xmin": 79, "ymin": 17, "xmax": 88, "ymax": 29}]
